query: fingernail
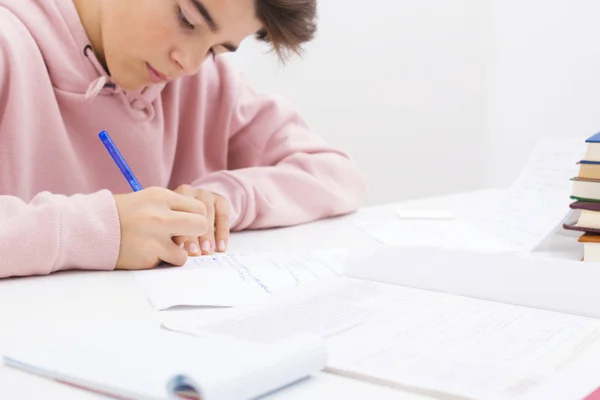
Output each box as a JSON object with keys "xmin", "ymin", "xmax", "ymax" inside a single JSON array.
[
  {"xmin": 189, "ymin": 243, "xmax": 200, "ymax": 254},
  {"xmin": 218, "ymin": 240, "xmax": 226, "ymax": 252},
  {"xmin": 202, "ymin": 241, "xmax": 211, "ymax": 253}
]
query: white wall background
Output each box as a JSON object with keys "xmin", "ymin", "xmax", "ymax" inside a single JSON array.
[
  {"xmin": 231, "ymin": 0, "xmax": 491, "ymax": 205},
  {"xmin": 486, "ymin": 1, "xmax": 600, "ymax": 188},
  {"xmin": 230, "ymin": 1, "xmax": 600, "ymax": 205}
]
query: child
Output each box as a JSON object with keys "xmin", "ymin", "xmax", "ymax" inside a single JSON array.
[{"xmin": 0, "ymin": 0, "xmax": 366, "ymax": 278}]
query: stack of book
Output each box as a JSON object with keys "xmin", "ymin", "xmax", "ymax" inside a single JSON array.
[{"xmin": 564, "ymin": 132, "xmax": 600, "ymax": 262}]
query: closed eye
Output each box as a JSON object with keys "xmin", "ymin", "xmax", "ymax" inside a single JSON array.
[{"xmin": 177, "ymin": 5, "xmax": 195, "ymax": 30}]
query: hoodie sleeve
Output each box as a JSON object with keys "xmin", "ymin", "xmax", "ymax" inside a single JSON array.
[
  {"xmin": 190, "ymin": 60, "xmax": 368, "ymax": 231},
  {"xmin": 0, "ymin": 9, "xmax": 121, "ymax": 278},
  {"xmin": 0, "ymin": 192, "xmax": 121, "ymax": 278}
]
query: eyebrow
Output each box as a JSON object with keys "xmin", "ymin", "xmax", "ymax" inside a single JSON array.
[
  {"xmin": 190, "ymin": 0, "xmax": 220, "ymax": 32},
  {"xmin": 189, "ymin": 0, "xmax": 238, "ymax": 52}
]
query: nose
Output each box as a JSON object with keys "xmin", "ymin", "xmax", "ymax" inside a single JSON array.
[{"xmin": 170, "ymin": 47, "xmax": 208, "ymax": 76}]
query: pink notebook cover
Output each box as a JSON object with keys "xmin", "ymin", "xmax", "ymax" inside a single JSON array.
[{"xmin": 584, "ymin": 387, "xmax": 600, "ymax": 400}]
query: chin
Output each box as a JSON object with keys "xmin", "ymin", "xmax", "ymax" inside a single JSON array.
[{"xmin": 109, "ymin": 68, "xmax": 146, "ymax": 91}]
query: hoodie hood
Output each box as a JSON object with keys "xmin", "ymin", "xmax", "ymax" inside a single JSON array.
[{"xmin": 0, "ymin": 0, "xmax": 163, "ymax": 121}]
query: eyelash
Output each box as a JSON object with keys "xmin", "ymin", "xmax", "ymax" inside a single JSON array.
[
  {"xmin": 176, "ymin": 5, "xmax": 216, "ymax": 58},
  {"xmin": 177, "ymin": 6, "xmax": 195, "ymax": 30}
]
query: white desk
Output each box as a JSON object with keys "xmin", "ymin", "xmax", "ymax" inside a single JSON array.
[{"xmin": 0, "ymin": 188, "xmax": 546, "ymax": 400}]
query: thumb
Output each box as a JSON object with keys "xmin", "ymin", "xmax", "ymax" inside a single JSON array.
[{"xmin": 161, "ymin": 240, "xmax": 189, "ymax": 267}]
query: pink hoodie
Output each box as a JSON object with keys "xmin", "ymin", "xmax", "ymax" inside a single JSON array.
[{"xmin": 0, "ymin": 0, "xmax": 366, "ymax": 278}]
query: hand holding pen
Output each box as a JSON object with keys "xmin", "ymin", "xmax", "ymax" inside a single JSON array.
[{"xmin": 99, "ymin": 130, "xmax": 209, "ymax": 270}]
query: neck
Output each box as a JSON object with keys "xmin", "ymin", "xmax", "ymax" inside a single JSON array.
[{"xmin": 72, "ymin": 0, "xmax": 107, "ymax": 71}]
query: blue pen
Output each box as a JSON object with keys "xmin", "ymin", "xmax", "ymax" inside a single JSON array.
[{"xmin": 98, "ymin": 130, "xmax": 143, "ymax": 192}]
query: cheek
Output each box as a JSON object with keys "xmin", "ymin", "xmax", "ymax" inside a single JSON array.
[
  {"xmin": 131, "ymin": 18, "xmax": 181, "ymax": 61},
  {"xmin": 139, "ymin": 21, "xmax": 181, "ymax": 55},
  {"xmin": 105, "ymin": 12, "xmax": 177, "ymax": 55}
]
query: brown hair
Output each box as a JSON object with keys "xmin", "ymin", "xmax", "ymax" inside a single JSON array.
[{"xmin": 255, "ymin": 0, "xmax": 318, "ymax": 61}]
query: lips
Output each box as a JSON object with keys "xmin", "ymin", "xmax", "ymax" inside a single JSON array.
[{"xmin": 146, "ymin": 63, "xmax": 169, "ymax": 83}]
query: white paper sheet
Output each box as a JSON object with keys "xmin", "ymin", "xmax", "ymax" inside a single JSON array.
[
  {"xmin": 344, "ymin": 245, "xmax": 600, "ymax": 319},
  {"xmin": 479, "ymin": 138, "xmax": 587, "ymax": 250},
  {"xmin": 355, "ymin": 137, "xmax": 586, "ymax": 253},
  {"xmin": 135, "ymin": 249, "xmax": 348, "ymax": 310},
  {"xmin": 166, "ymin": 277, "xmax": 600, "ymax": 400}
]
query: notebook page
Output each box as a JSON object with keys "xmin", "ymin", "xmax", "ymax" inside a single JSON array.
[
  {"xmin": 163, "ymin": 278, "xmax": 386, "ymax": 342},
  {"xmin": 135, "ymin": 249, "xmax": 348, "ymax": 310},
  {"xmin": 326, "ymin": 293, "xmax": 600, "ymax": 400},
  {"xmin": 517, "ymin": 341, "xmax": 600, "ymax": 400},
  {"xmin": 168, "ymin": 278, "xmax": 600, "ymax": 400}
]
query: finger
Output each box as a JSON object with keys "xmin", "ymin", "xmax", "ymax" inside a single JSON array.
[
  {"xmin": 168, "ymin": 191, "xmax": 207, "ymax": 216},
  {"xmin": 159, "ymin": 241, "xmax": 189, "ymax": 267},
  {"xmin": 172, "ymin": 236, "xmax": 201, "ymax": 256},
  {"xmin": 186, "ymin": 239, "xmax": 201, "ymax": 256},
  {"xmin": 167, "ymin": 212, "xmax": 209, "ymax": 238},
  {"xmin": 214, "ymin": 197, "xmax": 230, "ymax": 252},
  {"xmin": 174, "ymin": 184, "xmax": 194, "ymax": 196},
  {"xmin": 198, "ymin": 200, "xmax": 215, "ymax": 255}
]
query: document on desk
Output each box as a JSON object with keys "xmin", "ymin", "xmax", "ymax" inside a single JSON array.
[
  {"xmin": 478, "ymin": 138, "xmax": 586, "ymax": 250},
  {"xmin": 134, "ymin": 249, "xmax": 348, "ymax": 310},
  {"xmin": 164, "ymin": 277, "xmax": 600, "ymax": 400},
  {"xmin": 354, "ymin": 137, "xmax": 587, "ymax": 253}
]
